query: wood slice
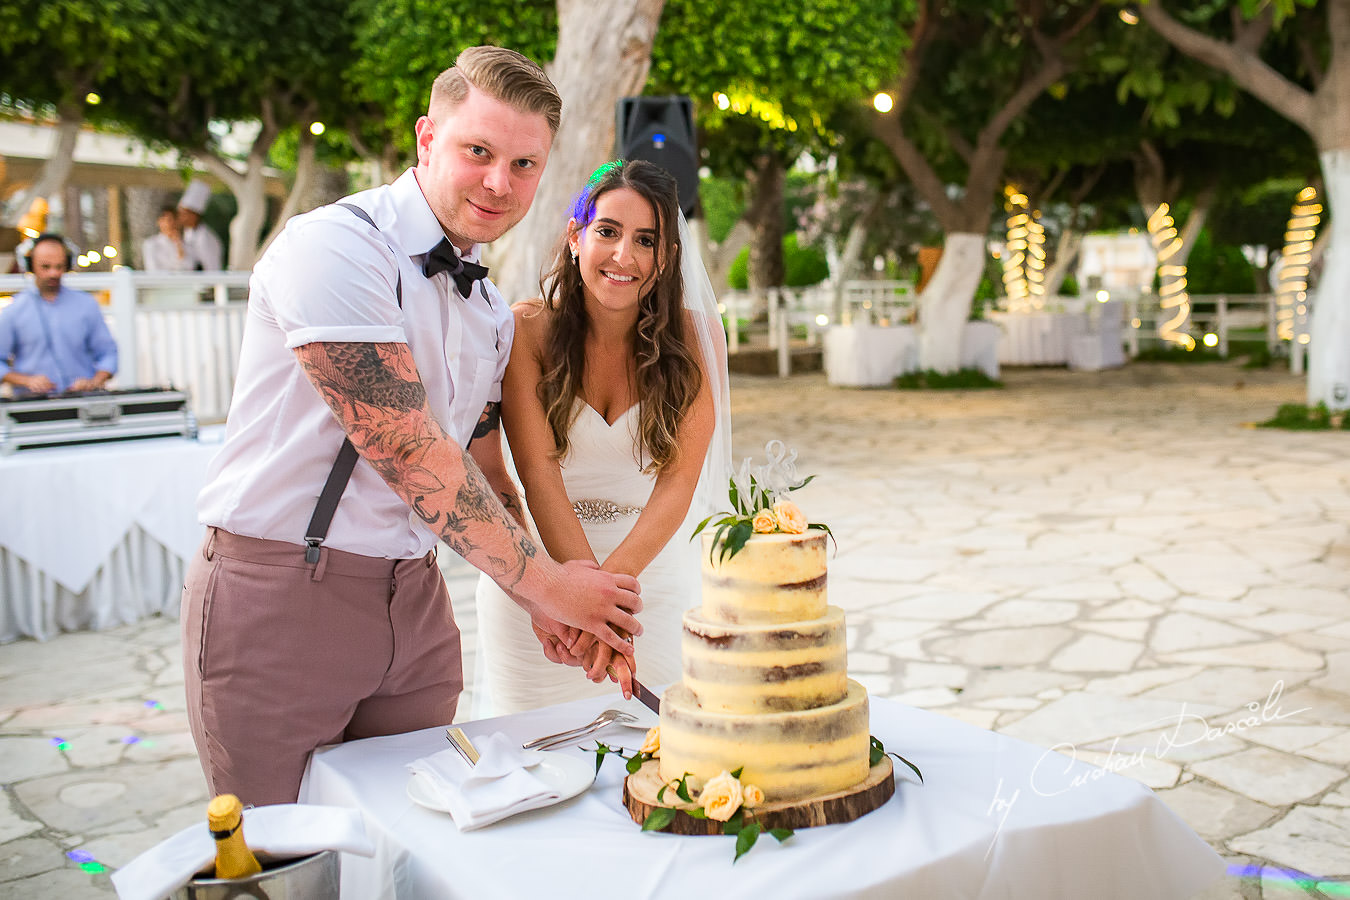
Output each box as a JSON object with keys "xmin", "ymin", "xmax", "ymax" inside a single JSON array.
[{"xmin": 623, "ymin": 756, "xmax": 894, "ymax": 834}]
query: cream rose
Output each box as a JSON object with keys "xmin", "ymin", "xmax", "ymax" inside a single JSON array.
[
  {"xmin": 773, "ymin": 500, "xmax": 807, "ymax": 534},
  {"xmin": 699, "ymin": 770, "xmax": 744, "ymax": 822},
  {"xmin": 742, "ymin": 783, "xmax": 765, "ymax": 808},
  {"xmin": 751, "ymin": 510, "xmax": 777, "ymax": 534},
  {"xmin": 640, "ymin": 727, "xmax": 660, "ymax": 756}
]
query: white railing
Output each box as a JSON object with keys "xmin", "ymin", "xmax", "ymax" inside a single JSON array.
[
  {"xmin": 1118, "ymin": 292, "xmax": 1308, "ymax": 371},
  {"xmin": 719, "ymin": 280, "xmax": 918, "ymax": 354},
  {"xmin": 0, "ymin": 270, "xmax": 250, "ymax": 422}
]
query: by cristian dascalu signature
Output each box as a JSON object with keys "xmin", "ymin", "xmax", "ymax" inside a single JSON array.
[{"xmin": 983, "ymin": 680, "xmax": 1310, "ymax": 859}]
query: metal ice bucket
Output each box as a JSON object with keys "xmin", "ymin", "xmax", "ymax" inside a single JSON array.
[{"xmin": 171, "ymin": 849, "xmax": 339, "ymax": 900}]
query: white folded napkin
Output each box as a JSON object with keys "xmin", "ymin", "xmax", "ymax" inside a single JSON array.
[
  {"xmin": 110, "ymin": 804, "xmax": 372, "ymax": 900},
  {"xmin": 406, "ymin": 730, "xmax": 559, "ymax": 830}
]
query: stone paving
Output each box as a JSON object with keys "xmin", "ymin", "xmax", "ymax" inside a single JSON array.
[{"xmin": 2, "ymin": 360, "xmax": 1348, "ymax": 898}]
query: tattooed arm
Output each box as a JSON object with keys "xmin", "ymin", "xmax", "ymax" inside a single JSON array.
[
  {"xmin": 466, "ymin": 399, "xmax": 585, "ymax": 670},
  {"xmin": 293, "ymin": 340, "xmax": 642, "ymax": 659}
]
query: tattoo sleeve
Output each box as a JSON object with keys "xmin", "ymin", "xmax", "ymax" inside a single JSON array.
[{"xmin": 294, "ymin": 341, "xmax": 539, "ymax": 589}]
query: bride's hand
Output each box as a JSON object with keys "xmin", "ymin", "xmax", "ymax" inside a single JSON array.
[
  {"xmin": 531, "ymin": 616, "xmax": 584, "ymax": 667},
  {"xmin": 580, "ymin": 641, "xmax": 635, "ymax": 698}
]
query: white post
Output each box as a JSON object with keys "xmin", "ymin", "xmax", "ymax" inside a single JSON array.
[
  {"xmin": 109, "ymin": 267, "xmax": 139, "ymax": 386},
  {"xmin": 1217, "ymin": 296, "xmax": 1229, "ymax": 357},
  {"xmin": 727, "ymin": 308, "xmax": 739, "ymax": 353},
  {"xmin": 214, "ymin": 281, "xmax": 229, "ymax": 306},
  {"xmin": 776, "ymin": 291, "xmax": 790, "ymax": 378},
  {"xmin": 1266, "ymin": 293, "xmax": 1278, "ymax": 355},
  {"xmin": 767, "ymin": 288, "xmax": 779, "ymax": 350}
]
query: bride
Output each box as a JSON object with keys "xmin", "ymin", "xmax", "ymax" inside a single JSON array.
[{"xmin": 473, "ymin": 159, "xmax": 730, "ymax": 717}]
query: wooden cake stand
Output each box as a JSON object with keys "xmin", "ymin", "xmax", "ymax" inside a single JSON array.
[{"xmin": 623, "ymin": 756, "xmax": 894, "ymax": 834}]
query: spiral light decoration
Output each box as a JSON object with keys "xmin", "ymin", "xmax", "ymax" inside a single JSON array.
[
  {"xmin": 1275, "ymin": 187, "xmax": 1321, "ymax": 344},
  {"xmin": 1147, "ymin": 202, "xmax": 1195, "ymax": 350},
  {"xmin": 1025, "ymin": 211, "xmax": 1047, "ymax": 306},
  {"xmin": 1003, "ymin": 190, "xmax": 1031, "ymax": 312}
]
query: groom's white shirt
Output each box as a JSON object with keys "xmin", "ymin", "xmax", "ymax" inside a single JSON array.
[{"xmin": 197, "ymin": 168, "xmax": 514, "ymax": 559}]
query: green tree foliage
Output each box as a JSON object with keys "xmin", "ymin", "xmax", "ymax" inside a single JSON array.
[{"xmin": 350, "ymin": 0, "xmax": 557, "ymax": 160}]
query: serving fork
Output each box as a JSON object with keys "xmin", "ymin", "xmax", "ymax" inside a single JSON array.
[{"xmin": 521, "ymin": 708, "xmax": 637, "ymax": 751}]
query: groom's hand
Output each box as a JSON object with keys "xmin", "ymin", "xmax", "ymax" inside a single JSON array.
[{"xmin": 536, "ymin": 559, "xmax": 643, "ymax": 660}]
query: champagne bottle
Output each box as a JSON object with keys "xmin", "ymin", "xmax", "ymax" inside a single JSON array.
[{"xmin": 207, "ymin": 794, "xmax": 262, "ymax": 879}]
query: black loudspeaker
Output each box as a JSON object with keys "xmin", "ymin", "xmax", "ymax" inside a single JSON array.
[{"xmin": 616, "ymin": 95, "xmax": 699, "ymax": 216}]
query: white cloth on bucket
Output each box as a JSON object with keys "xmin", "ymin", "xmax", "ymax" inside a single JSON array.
[
  {"xmin": 110, "ymin": 804, "xmax": 372, "ymax": 900},
  {"xmin": 406, "ymin": 731, "xmax": 558, "ymax": 830}
]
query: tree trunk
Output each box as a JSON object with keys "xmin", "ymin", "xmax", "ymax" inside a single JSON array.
[
  {"xmin": 701, "ymin": 217, "xmax": 751, "ymax": 296},
  {"xmin": 198, "ymin": 112, "xmax": 280, "ymax": 270},
  {"xmin": 260, "ymin": 129, "xmax": 318, "ymax": 257},
  {"xmin": 830, "ymin": 193, "xmax": 884, "ymax": 323},
  {"xmin": 1043, "ymin": 229, "xmax": 1082, "ymax": 297},
  {"xmin": 1308, "ymin": 148, "xmax": 1350, "ymax": 408},
  {"xmin": 487, "ymin": 0, "xmax": 665, "ymax": 303},
  {"xmin": 918, "ymin": 232, "xmax": 985, "ymax": 372},
  {"xmin": 3, "ymin": 103, "xmax": 83, "ymax": 229},
  {"xmin": 745, "ymin": 152, "xmax": 786, "ymax": 317}
]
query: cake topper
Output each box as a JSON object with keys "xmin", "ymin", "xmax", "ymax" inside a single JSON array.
[{"xmin": 692, "ymin": 440, "xmax": 832, "ymax": 562}]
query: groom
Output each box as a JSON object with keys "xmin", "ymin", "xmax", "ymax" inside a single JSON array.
[{"xmin": 183, "ymin": 46, "xmax": 641, "ymax": 806}]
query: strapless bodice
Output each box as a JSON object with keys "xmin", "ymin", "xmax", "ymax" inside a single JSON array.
[{"xmin": 560, "ymin": 400, "xmax": 655, "ymax": 511}]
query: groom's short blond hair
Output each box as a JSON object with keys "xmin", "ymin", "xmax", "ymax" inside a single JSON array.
[{"xmin": 430, "ymin": 46, "xmax": 562, "ymax": 136}]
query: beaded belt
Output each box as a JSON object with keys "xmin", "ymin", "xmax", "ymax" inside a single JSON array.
[{"xmin": 572, "ymin": 499, "xmax": 644, "ymax": 523}]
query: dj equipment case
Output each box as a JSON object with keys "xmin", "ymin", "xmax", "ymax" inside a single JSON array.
[{"xmin": 0, "ymin": 387, "xmax": 198, "ymax": 453}]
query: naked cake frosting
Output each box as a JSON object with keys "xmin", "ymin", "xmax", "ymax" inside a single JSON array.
[{"xmin": 658, "ymin": 526, "xmax": 871, "ymax": 803}]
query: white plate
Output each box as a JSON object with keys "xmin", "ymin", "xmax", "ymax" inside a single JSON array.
[{"xmin": 406, "ymin": 751, "xmax": 596, "ymax": 817}]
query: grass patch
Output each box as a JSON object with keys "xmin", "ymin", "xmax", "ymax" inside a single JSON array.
[
  {"xmin": 894, "ymin": 368, "xmax": 1004, "ymax": 390},
  {"xmin": 1258, "ymin": 403, "xmax": 1338, "ymax": 430},
  {"xmin": 1132, "ymin": 345, "xmax": 1226, "ymax": 364}
]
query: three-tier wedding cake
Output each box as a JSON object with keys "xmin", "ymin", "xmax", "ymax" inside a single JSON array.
[{"xmin": 657, "ymin": 528, "xmax": 871, "ymax": 802}]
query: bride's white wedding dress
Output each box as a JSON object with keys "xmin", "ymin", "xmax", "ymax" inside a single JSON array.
[{"xmin": 472, "ymin": 399, "xmax": 699, "ymax": 718}]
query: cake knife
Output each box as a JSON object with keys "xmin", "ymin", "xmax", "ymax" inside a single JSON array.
[
  {"xmin": 630, "ymin": 678, "xmax": 662, "ymax": 715},
  {"xmin": 608, "ymin": 666, "xmax": 662, "ymax": 715}
]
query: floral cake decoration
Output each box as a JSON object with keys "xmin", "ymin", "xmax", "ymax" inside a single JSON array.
[{"xmin": 692, "ymin": 440, "xmax": 833, "ymax": 562}]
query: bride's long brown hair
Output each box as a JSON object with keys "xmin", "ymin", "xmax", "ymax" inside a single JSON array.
[{"xmin": 536, "ymin": 160, "xmax": 702, "ymax": 473}]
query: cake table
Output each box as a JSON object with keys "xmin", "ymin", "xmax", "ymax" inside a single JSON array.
[{"xmin": 299, "ymin": 692, "xmax": 1224, "ymax": 899}]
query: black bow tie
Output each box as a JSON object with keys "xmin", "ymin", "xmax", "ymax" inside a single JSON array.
[{"xmin": 422, "ymin": 238, "xmax": 489, "ymax": 297}]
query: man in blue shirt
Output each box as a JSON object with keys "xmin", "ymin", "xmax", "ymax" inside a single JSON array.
[{"xmin": 0, "ymin": 233, "xmax": 119, "ymax": 396}]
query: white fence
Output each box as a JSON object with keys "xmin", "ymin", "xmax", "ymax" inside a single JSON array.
[
  {"xmin": 0, "ymin": 271, "xmax": 1309, "ymax": 407},
  {"xmin": 0, "ymin": 270, "xmax": 250, "ymax": 422}
]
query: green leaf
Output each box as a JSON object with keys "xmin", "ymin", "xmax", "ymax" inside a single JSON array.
[
  {"xmin": 593, "ymin": 742, "xmax": 612, "ymax": 775},
  {"xmin": 731, "ymin": 766, "xmax": 744, "ymax": 779},
  {"xmin": 768, "ymin": 828, "xmax": 794, "ymax": 843},
  {"xmin": 642, "ymin": 807, "xmax": 676, "ymax": 832},
  {"xmin": 720, "ymin": 521, "xmax": 753, "ymax": 562},
  {"xmin": 733, "ymin": 822, "xmax": 761, "ymax": 862},
  {"xmin": 685, "ymin": 806, "xmax": 708, "ymax": 819},
  {"xmin": 870, "ymin": 735, "xmax": 885, "ymax": 767},
  {"xmin": 625, "ymin": 754, "xmax": 645, "ymax": 775},
  {"xmin": 657, "ymin": 783, "xmax": 668, "ymax": 803},
  {"xmin": 675, "ymin": 774, "xmax": 694, "ymax": 803},
  {"xmin": 890, "ymin": 751, "xmax": 924, "ymax": 784},
  {"xmin": 724, "ymin": 808, "xmax": 745, "ymax": 834}
]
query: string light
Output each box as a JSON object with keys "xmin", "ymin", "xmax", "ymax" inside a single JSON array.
[
  {"xmin": 873, "ymin": 92, "xmax": 894, "ymax": 113},
  {"xmin": 1002, "ymin": 189, "xmax": 1045, "ymax": 311},
  {"xmin": 1276, "ymin": 186, "xmax": 1320, "ymax": 342},
  {"xmin": 1147, "ymin": 203, "xmax": 1195, "ymax": 350}
]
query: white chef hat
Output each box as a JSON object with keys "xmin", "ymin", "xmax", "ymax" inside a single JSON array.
[{"xmin": 178, "ymin": 179, "xmax": 211, "ymax": 214}]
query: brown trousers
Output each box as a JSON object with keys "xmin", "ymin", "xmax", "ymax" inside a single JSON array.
[{"xmin": 182, "ymin": 527, "xmax": 462, "ymax": 806}]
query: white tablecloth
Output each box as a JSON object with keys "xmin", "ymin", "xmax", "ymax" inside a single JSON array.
[
  {"xmin": 300, "ymin": 694, "xmax": 1223, "ymax": 900},
  {"xmin": 824, "ymin": 324, "xmax": 918, "ymax": 387},
  {"xmin": 987, "ymin": 311, "xmax": 1089, "ymax": 366},
  {"xmin": 0, "ymin": 429, "xmax": 222, "ymax": 642}
]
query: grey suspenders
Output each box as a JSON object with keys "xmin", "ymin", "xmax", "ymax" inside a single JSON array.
[{"xmin": 302, "ymin": 202, "xmax": 401, "ymax": 564}]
